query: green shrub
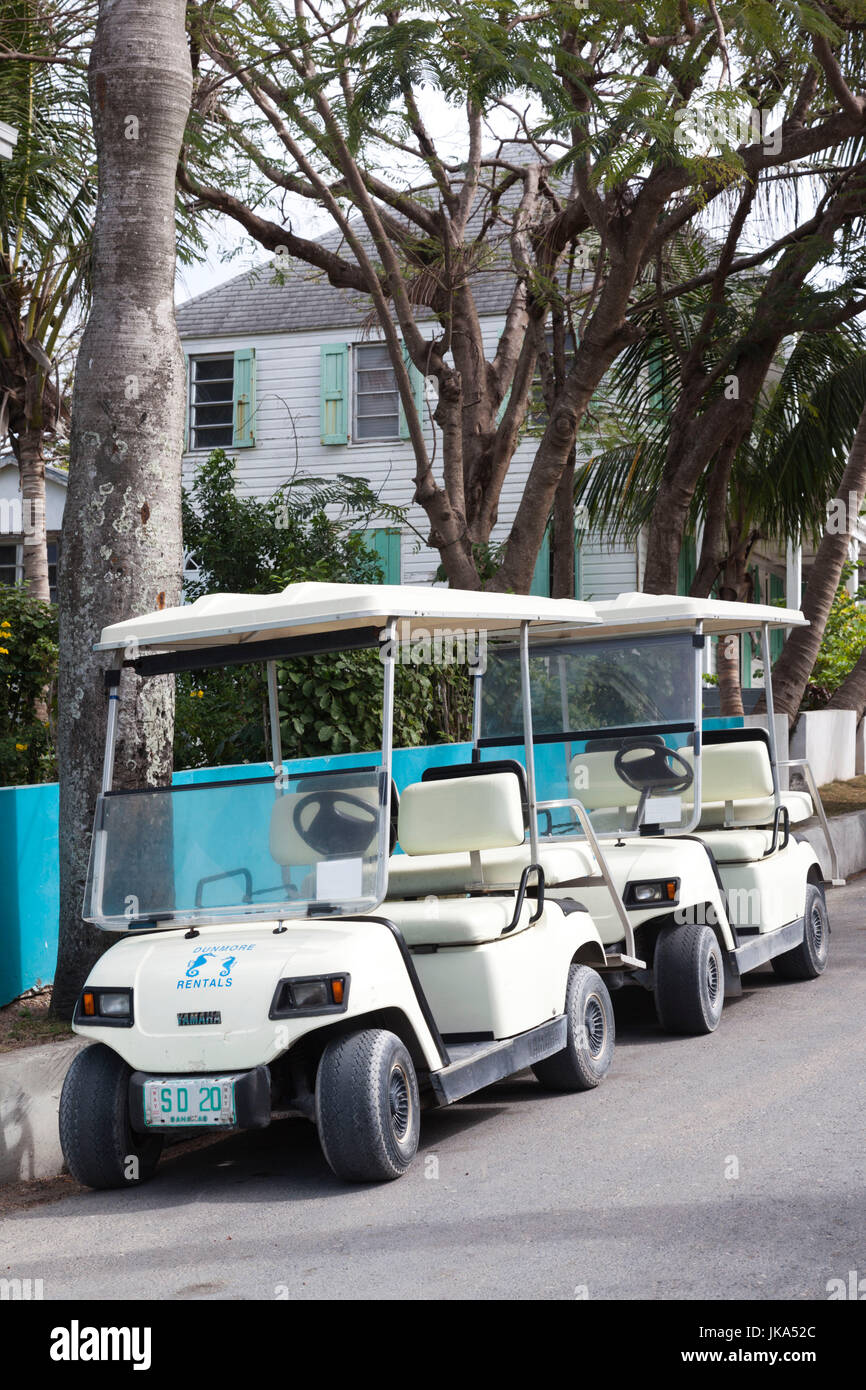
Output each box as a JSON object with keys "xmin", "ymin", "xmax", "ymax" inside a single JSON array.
[
  {"xmin": 175, "ymin": 450, "xmax": 472, "ymax": 768},
  {"xmin": 0, "ymin": 586, "xmax": 58, "ymax": 785},
  {"xmin": 802, "ymin": 570, "xmax": 866, "ymax": 710}
]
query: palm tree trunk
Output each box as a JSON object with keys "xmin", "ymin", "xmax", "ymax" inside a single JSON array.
[
  {"xmin": 716, "ymin": 632, "xmax": 744, "ymax": 717},
  {"xmin": 756, "ymin": 400, "xmax": 866, "ymax": 725},
  {"xmin": 18, "ymin": 423, "xmax": 50, "ymax": 601},
  {"xmin": 53, "ymin": 0, "xmax": 191, "ymax": 1017},
  {"xmin": 826, "ymin": 650, "xmax": 866, "ymax": 717},
  {"xmin": 714, "ymin": 538, "xmax": 753, "ymax": 717}
]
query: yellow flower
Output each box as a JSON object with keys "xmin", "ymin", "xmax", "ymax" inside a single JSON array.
[
  {"xmin": 0, "ymin": 647, "xmax": 8, "ymax": 655},
  {"xmin": 15, "ymin": 743, "xmax": 27, "ymax": 752},
  {"xmin": 0, "ymin": 621, "xmax": 10, "ymax": 630},
  {"xmin": 196, "ymin": 689, "xmax": 204, "ymax": 698}
]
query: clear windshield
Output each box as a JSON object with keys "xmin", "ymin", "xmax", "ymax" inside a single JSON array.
[
  {"xmin": 480, "ymin": 633, "xmax": 700, "ymax": 838},
  {"xmin": 84, "ymin": 767, "xmax": 389, "ymax": 930}
]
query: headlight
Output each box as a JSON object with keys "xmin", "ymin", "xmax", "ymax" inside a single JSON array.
[
  {"xmin": 75, "ymin": 987, "xmax": 134, "ymax": 1027},
  {"xmin": 624, "ymin": 878, "xmax": 680, "ymax": 908},
  {"xmin": 268, "ymin": 974, "xmax": 349, "ymax": 1018},
  {"xmin": 99, "ymin": 991, "xmax": 132, "ymax": 1017}
]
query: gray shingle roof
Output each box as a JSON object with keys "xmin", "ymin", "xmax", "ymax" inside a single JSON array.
[
  {"xmin": 176, "ymin": 145, "xmax": 554, "ymax": 339},
  {"xmin": 175, "ymin": 246, "xmax": 519, "ymax": 338}
]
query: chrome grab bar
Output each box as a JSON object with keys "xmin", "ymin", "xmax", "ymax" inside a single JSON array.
[
  {"xmin": 536, "ymin": 796, "xmax": 639, "ymax": 960},
  {"xmin": 778, "ymin": 759, "xmax": 844, "ymax": 885}
]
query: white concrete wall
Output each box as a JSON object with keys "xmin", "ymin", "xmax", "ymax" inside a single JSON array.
[
  {"xmin": 180, "ymin": 323, "xmax": 638, "ymax": 597},
  {"xmin": 790, "ymin": 709, "xmax": 858, "ymax": 786}
]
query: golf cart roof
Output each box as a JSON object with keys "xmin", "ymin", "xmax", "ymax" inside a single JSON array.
[
  {"xmin": 95, "ymin": 581, "xmax": 601, "ymax": 655},
  {"xmin": 527, "ymin": 591, "xmax": 807, "ymax": 642}
]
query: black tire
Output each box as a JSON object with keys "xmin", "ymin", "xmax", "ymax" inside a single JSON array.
[
  {"xmin": 315, "ymin": 1029, "xmax": 420, "ymax": 1182},
  {"xmin": 532, "ymin": 965, "xmax": 615, "ymax": 1091},
  {"xmin": 654, "ymin": 922, "xmax": 724, "ymax": 1035},
  {"xmin": 59, "ymin": 1043, "xmax": 163, "ymax": 1189},
  {"xmin": 771, "ymin": 883, "xmax": 830, "ymax": 981}
]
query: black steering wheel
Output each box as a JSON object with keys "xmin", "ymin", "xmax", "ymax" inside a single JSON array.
[
  {"xmin": 613, "ymin": 739, "xmax": 694, "ymax": 796},
  {"xmin": 292, "ymin": 791, "xmax": 379, "ymax": 856}
]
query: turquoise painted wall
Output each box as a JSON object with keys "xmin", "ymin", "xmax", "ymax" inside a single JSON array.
[
  {"xmin": 0, "ymin": 719, "xmax": 744, "ymax": 1006},
  {"xmin": 0, "ymin": 743, "xmax": 473, "ymax": 1007}
]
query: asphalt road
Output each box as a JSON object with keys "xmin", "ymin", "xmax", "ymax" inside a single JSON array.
[{"xmin": 3, "ymin": 880, "xmax": 865, "ymax": 1301}]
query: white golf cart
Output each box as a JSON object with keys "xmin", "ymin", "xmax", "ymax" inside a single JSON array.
[
  {"xmin": 475, "ymin": 593, "xmax": 839, "ymax": 1036},
  {"xmin": 60, "ymin": 583, "xmax": 643, "ymax": 1187}
]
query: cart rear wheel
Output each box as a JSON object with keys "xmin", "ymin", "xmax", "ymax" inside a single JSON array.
[
  {"xmin": 532, "ymin": 964, "xmax": 615, "ymax": 1091},
  {"xmin": 315, "ymin": 1029, "xmax": 420, "ymax": 1182},
  {"xmin": 771, "ymin": 884, "xmax": 830, "ymax": 981},
  {"xmin": 654, "ymin": 921, "xmax": 724, "ymax": 1035},
  {"xmin": 59, "ymin": 1043, "xmax": 163, "ymax": 1189}
]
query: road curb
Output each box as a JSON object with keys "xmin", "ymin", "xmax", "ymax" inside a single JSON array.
[
  {"xmin": 0, "ymin": 1038, "xmax": 89, "ymax": 1183},
  {"xmin": 797, "ymin": 807, "xmax": 866, "ymax": 882}
]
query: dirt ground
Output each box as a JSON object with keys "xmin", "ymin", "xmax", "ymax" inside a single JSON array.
[
  {"xmin": 0, "ymin": 986, "xmax": 71, "ymax": 1053},
  {"xmin": 816, "ymin": 773, "xmax": 866, "ymax": 818}
]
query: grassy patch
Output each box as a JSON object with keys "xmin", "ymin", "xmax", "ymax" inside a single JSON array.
[
  {"xmin": 816, "ymin": 775, "xmax": 866, "ymax": 819},
  {"xmin": 0, "ymin": 987, "xmax": 72, "ymax": 1053}
]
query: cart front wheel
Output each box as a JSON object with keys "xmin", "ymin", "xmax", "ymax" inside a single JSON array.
[
  {"xmin": 59, "ymin": 1043, "xmax": 163, "ymax": 1189},
  {"xmin": 771, "ymin": 884, "xmax": 830, "ymax": 981},
  {"xmin": 315, "ymin": 1028, "xmax": 420, "ymax": 1182},
  {"xmin": 654, "ymin": 921, "xmax": 724, "ymax": 1035},
  {"xmin": 532, "ymin": 964, "xmax": 615, "ymax": 1091}
]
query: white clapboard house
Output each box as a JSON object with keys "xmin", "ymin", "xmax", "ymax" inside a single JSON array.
[{"xmin": 175, "ymin": 244, "xmax": 642, "ymax": 599}]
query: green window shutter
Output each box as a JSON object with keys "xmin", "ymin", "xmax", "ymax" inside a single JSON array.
[
  {"xmin": 232, "ymin": 347, "xmax": 256, "ymax": 448},
  {"xmin": 365, "ymin": 527, "xmax": 401, "ymax": 584},
  {"xmin": 320, "ymin": 343, "xmax": 349, "ymax": 444},
  {"xmin": 648, "ymin": 354, "xmax": 663, "ymax": 411},
  {"xmin": 496, "ymin": 386, "xmax": 512, "ymax": 426},
  {"xmin": 677, "ymin": 536, "xmax": 696, "ymax": 595},
  {"xmin": 530, "ymin": 525, "xmax": 551, "ymax": 597},
  {"xmin": 183, "ymin": 353, "xmax": 189, "ymax": 451},
  {"xmin": 399, "ymin": 344, "xmax": 425, "ymax": 440}
]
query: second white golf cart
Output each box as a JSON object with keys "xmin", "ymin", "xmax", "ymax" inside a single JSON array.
[
  {"xmin": 476, "ymin": 593, "xmax": 838, "ymax": 1036},
  {"xmin": 60, "ymin": 583, "xmax": 641, "ymax": 1187}
]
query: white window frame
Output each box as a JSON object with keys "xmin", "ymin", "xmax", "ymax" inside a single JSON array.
[
  {"xmin": 188, "ymin": 352, "xmax": 236, "ymax": 453},
  {"xmin": 0, "ymin": 539, "xmax": 59, "ymax": 601},
  {"xmin": 350, "ymin": 342, "xmax": 401, "ymax": 444}
]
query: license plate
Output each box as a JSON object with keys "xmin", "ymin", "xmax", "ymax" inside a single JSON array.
[{"xmin": 143, "ymin": 1076, "xmax": 237, "ymax": 1128}]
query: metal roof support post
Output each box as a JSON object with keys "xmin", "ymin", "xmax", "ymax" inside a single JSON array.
[
  {"xmin": 760, "ymin": 623, "xmax": 781, "ymax": 805},
  {"xmin": 471, "ymin": 672, "xmax": 483, "ymax": 758},
  {"xmin": 685, "ymin": 620, "xmax": 703, "ymax": 834},
  {"xmin": 377, "ymin": 621, "xmax": 397, "ymax": 904},
  {"xmin": 101, "ymin": 671, "xmax": 121, "ymax": 794},
  {"xmin": 267, "ymin": 661, "xmax": 283, "ymax": 777},
  {"xmin": 519, "ymin": 621, "xmax": 540, "ymax": 863},
  {"xmin": 381, "ymin": 619, "xmax": 396, "ymax": 792}
]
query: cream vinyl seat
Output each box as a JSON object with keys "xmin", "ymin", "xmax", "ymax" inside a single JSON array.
[
  {"xmin": 568, "ymin": 735, "xmax": 811, "ymax": 860},
  {"xmin": 381, "ymin": 770, "xmax": 592, "ymax": 946},
  {"xmin": 387, "ymin": 770, "xmax": 597, "ymax": 900}
]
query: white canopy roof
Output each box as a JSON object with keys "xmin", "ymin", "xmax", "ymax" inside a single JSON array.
[
  {"xmin": 550, "ymin": 591, "xmax": 808, "ymax": 639},
  {"xmin": 95, "ymin": 581, "xmax": 601, "ymax": 654}
]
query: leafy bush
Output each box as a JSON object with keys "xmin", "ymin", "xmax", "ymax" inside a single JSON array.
[
  {"xmin": 802, "ymin": 570, "xmax": 866, "ymax": 710},
  {"xmin": 0, "ymin": 586, "xmax": 58, "ymax": 785},
  {"xmin": 175, "ymin": 450, "xmax": 472, "ymax": 768}
]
